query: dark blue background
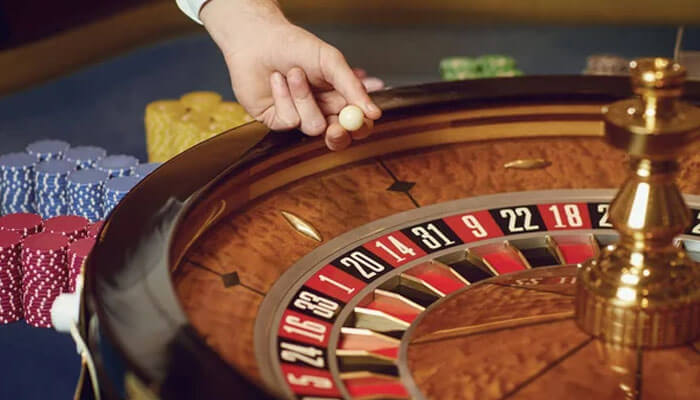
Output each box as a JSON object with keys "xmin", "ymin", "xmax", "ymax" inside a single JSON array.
[{"xmin": 0, "ymin": 24, "xmax": 695, "ymax": 399}]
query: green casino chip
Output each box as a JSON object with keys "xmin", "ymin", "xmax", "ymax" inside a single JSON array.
[
  {"xmin": 440, "ymin": 54, "xmax": 522, "ymax": 81},
  {"xmin": 477, "ymin": 55, "xmax": 516, "ymax": 71},
  {"xmin": 439, "ymin": 57, "xmax": 480, "ymax": 73}
]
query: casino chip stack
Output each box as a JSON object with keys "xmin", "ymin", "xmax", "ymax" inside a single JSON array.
[
  {"xmin": 96, "ymin": 155, "xmax": 139, "ymax": 178},
  {"xmin": 67, "ymin": 169, "xmax": 108, "ymax": 221},
  {"xmin": 145, "ymin": 92, "xmax": 253, "ymax": 162},
  {"xmin": 0, "ymin": 213, "xmax": 43, "ymax": 238},
  {"xmin": 0, "ymin": 153, "xmax": 37, "ymax": 214},
  {"xmin": 584, "ymin": 54, "xmax": 630, "ymax": 76},
  {"xmin": 26, "ymin": 139, "xmax": 70, "ymax": 162},
  {"xmin": 86, "ymin": 220, "xmax": 103, "ymax": 238},
  {"xmin": 44, "ymin": 215, "xmax": 88, "ymax": 242},
  {"xmin": 102, "ymin": 177, "xmax": 139, "ymax": 217},
  {"xmin": 21, "ymin": 232, "xmax": 69, "ymax": 328},
  {"xmin": 0, "ymin": 230, "xmax": 23, "ymax": 324},
  {"xmin": 64, "ymin": 146, "xmax": 107, "ymax": 169},
  {"xmin": 34, "ymin": 160, "xmax": 75, "ymax": 219},
  {"xmin": 66, "ymin": 237, "xmax": 95, "ymax": 293},
  {"xmin": 440, "ymin": 55, "xmax": 523, "ymax": 81},
  {"xmin": 131, "ymin": 162, "xmax": 162, "ymax": 179}
]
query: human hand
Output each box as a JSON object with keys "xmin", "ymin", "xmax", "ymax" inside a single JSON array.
[{"xmin": 200, "ymin": 0, "xmax": 382, "ymax": 150}]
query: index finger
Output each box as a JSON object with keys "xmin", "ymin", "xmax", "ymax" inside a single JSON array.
[{"xmin": 321, "ymin": 46, "xmax": 382, "ymax": 120}]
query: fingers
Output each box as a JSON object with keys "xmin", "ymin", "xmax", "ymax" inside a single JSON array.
[
  {"xmin": 362, "ymin": 77, "xmax": 384, "ymax": 93},
  {"xmin": 324, "ymin": 114, "xmax": 373, "ymax": 151},
  {"xmin": 353, "ymin": 68, "xmax": 367, "ymax": 79},
  {"xmin": 350, "ymin": 118, "xmax": 373, "ymax": 140},
  {"xmin": 325, "ymin": 115, "xmax": 351, "ymax": 151},
  {"xmin": 316, "ymin": 91, "xmax": 347, "ymax": 115},
  {"xmin": 322, "ymin": 47, "xmax": 382, "ymax": 120},
  {"xmin": 315, "ymin": 74, "xmax": 385, "ymax": 115},
  {"xmin": 270, "ymin": 72, "xmax": 300, "ymax": 130},
  {"xmin": 269, "ymin": 63, "xmax": 380, "ymax": 150},
  {"xmin": 287, "ymin": 67, "xmax": 326, "ymax": 136}
]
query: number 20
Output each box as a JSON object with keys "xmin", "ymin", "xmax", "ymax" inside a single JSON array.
[{"xmin": 340, "ymin": 251, "xmax": 385, "ymax": 280}]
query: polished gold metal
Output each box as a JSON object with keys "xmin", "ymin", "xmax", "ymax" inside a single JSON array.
[
  {"xmin": 280, "ymin": 211, "xmax": 323, "ymax": 242},
  {"xmin": 503, "ymin": 158, "xmax": 552, "ymax": 170},
  {"xmin": 576, "ymin": 58, "xmax": 700, "ymax": 347}
]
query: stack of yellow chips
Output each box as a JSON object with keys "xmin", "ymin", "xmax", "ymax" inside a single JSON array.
[{"xmin": 144, "ymin": 91, "xmax": 253, "ymax": 162}]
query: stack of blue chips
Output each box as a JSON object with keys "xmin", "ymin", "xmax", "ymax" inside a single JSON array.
[
  {"xmin": 34, "ymin": 160, "xmax": 75, "ymax": 218},
  {"xmin": 64, "ymin": 146, "xmax": 107, "ymax": 169},
  {"xmin": 0, "ymin": 153, "xmax": 37, "ymax": 214},
  {"xmin": 131, "ymin": 162, "xmax": 162, "ymax": 179},
  {"xmin": 66, "ymin": 169, "xmax": 109, "ymax": 222},
  {"xmin": 96, "ymin": 155, "xmax": 139, "ymax": 178},
  {"xmin": 102, "ymin": 176, "xmax": 140, "ymax": 217},
  {"xmin": 26, "ymin": 139, "xmax": 70, "ymax": 162}
]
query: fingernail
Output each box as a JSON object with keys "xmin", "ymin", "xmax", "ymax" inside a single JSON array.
[
  {"xmin": 366, "ymin": 103, "xmax": 380, "ymax": 116},
  {"xmin": 272, "ymin": 72, "xmax": 283, "ymax": 86}
]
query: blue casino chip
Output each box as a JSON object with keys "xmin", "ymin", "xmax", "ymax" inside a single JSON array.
[
  {"xmin": 0, "ymin": 153, "xmax": 37, "ymax": 214},
  {"xmin": 36, "ymin": 159, "xmax": 74, "ymax": 175},
  {"xmin": 68, "ymin": 169, "xmax": 109, "ymax": 185},
  {"xmin": 33, "ymin": 160, "xmax": 75, "ymax": 218},
  {"xmin": 96, "ymin": 155, "xmax": 139, "ymax": 178},
  {"xmin": 66, "ymin": 169, "xmax": 108, "ymax": 221},
  {"xmin": 102, "ymin": 176, "xmax": 140, "ymax": 216},
  {"xmin": 64, "ymin": 146, "xmax": 107, "ymax": 169},
  {"xmin": 1, "ymin": 145, "xmax": 146, "ymax": 218},
  {"xmin": 26, "ymin": 139, "xmax": 70, "ymax": 162},
  {"xmin": 131, "ymin": 162, "xmax": 162, "ymax": 178},
  {"xmin": 104, "ymin": 176, "xmax": 140, "ymax": 193},
  {"xmin": 0, "ymin": 152, "xmax": 36, "ymax": 169}
]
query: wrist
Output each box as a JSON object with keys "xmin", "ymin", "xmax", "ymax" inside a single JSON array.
[
  {"xmin": 201, "ymin": 0, "xmax": 287, "ymax": 30},
  {"xmin": 201, "ymin": 0, "xmax": 289, "ymax": 56}
]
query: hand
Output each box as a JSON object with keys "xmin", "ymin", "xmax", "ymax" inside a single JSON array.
[{"xmin": 200, "ymin": 0, "xmax": 382, "ymax": 150}]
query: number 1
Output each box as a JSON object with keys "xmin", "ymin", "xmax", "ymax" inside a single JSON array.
[{"xmin": 318, "ymin": 274, "xmax": 355, "ymax": 295}]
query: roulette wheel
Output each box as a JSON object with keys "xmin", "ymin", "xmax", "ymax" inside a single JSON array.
[{"xmin": 85, "ymin": 59, "xmax": 700, "ymax": 400}]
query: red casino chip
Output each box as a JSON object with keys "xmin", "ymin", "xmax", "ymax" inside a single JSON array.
[
  {"xmin": 21, "ymin": 232, "xmax": 70, "ymax": 328},
  {"xmin": 66, "ymin": 237, "xmax": 95, "ymax": 292},
  {"xmin": 44, "ymin": 215, "xmax": 89, "ymax": 242},
  {"xmin": 86, "ymin": 220, "xmax": 104, "ymax": 238},
  {"xmin": 0, "ymin": 213, "xmax": 43, "ymax": 238},
  {"xmin": 0, "ymin": 230, "xmax": 23, "ymax": 324}
]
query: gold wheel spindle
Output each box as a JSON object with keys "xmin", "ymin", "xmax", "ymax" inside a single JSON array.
[{"xmin": 575, "ymin": 57, "xmax": 700, "ymax": 348}]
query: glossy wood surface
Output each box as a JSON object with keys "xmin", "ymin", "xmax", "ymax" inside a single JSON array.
[
  {"xmin": 406, "ymin": 267, "xmax": 700, "ymax": 400},
  {"xmin": 173, "ymin": 133, "xmax": 700, "ymax": 384}
]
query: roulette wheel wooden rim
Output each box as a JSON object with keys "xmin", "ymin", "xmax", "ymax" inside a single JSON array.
[{"xmin": 84, "ymin": 75, "xmax": 700, "ymax": 399}]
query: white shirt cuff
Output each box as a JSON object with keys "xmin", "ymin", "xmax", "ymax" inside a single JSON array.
[{"xmin": 175, "ymin": 0, "xmax": 209, "ymax": 24}]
